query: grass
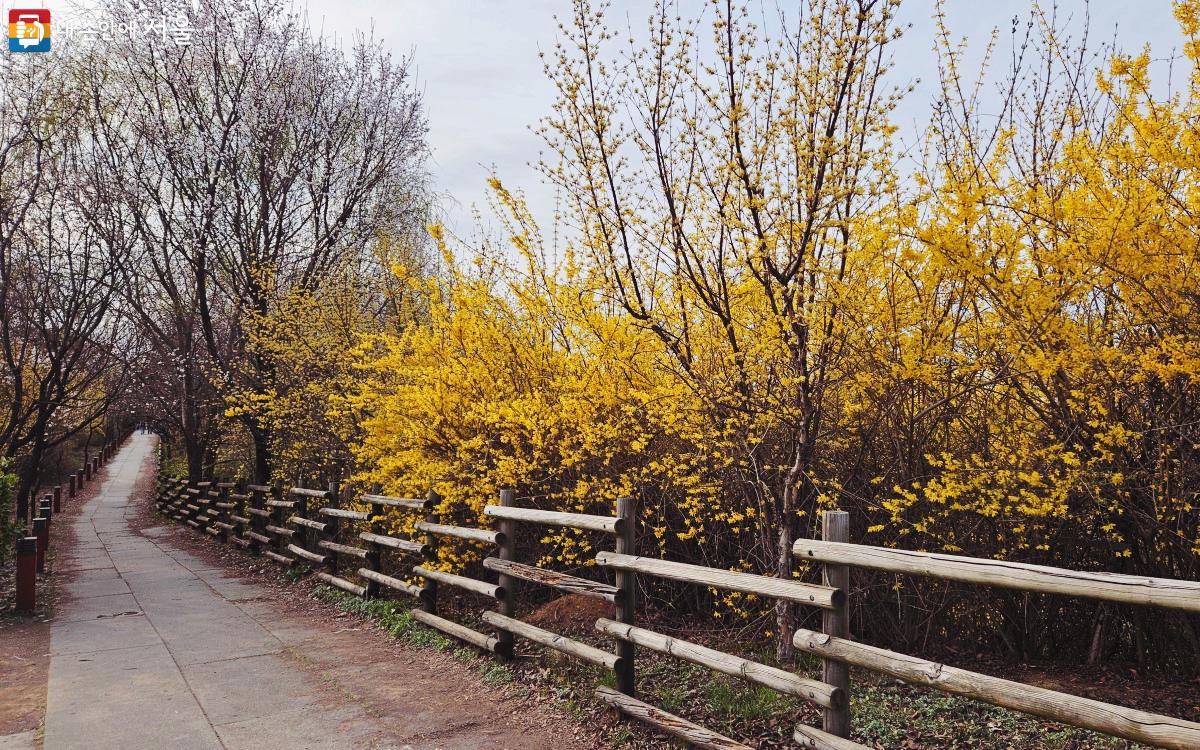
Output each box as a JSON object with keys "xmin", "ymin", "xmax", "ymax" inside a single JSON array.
[
  {"xmin": 305, "ymin": 584, "xmax": 1155, "ymax": 750},
  {"xmin": 704, "ymin": 677, "xmax": 790, "ymax": 721},
  {"xmin": 851, "ymin": 679, "xmax": 1141, "ymax": 750}
]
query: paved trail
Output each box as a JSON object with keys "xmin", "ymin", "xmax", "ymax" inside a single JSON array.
[{"xmin": 38, "ymin": 435, "xmax": 578, "ymax": 750}]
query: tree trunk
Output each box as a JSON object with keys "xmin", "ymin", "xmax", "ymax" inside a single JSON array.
[
  {"xmin": 775, "ymin": 482, "xmax": 798, "ymax": 662},
  {"xmin": 250, "ymin": 424, "xmax": 273, "ymax": 484}
]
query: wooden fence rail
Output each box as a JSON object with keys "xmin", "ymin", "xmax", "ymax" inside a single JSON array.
[{"xmin": 152, "ymin": 459, "xmax": 1200, "ymax": 750}]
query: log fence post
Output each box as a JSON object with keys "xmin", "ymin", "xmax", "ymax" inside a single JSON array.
[
  {"xmin": 364, "ymin": 495, "xmax": 384, "ymax": 599},
  {"xmin": 271, "ymin": 484, "xmax": 287, "ymax": 558},
  {"xmin": 295, "ymin": 491, "xmax": 310, "ymax": 557},
  {"xmin": 495, "ymin": 488, "xmax": 517, "ymax": 660},
  {"xmin": 421, "ymin": 487, "xmax": 441, "ymax": 615},
  {"xmin": 234, "ymin": 482, "xmax": 246, "ymax": 543},
  {"xmin": 325, "ymin": 481, "xmax": 340, "ymax": 576},
  {"xmin": 216, "ymin": 483, "xmax": 231, "ymax": 543},
  {"xmin": 248, "ymin": 486, "xmax": 264, "ymax": 554},
  {"xmin": 69, "ymin": 474, "xmax": 77, "ymax": 498},
  {"xmin": 15, "ymin": 537, "xmax": 37, "ymax": 612},
  {"xmin": 614, "ymin": 495, "xmax": 637, "ymax": 696},
  {"xmin": 821, "ymin": 510, "xmax": 851, "ymax": 738},
  {"xmin": 52, "ymin": 485, "xmax": 62, "ymax": 513}
]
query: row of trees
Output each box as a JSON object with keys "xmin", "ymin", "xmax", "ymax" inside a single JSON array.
[
  {"xmin": 0, "ymin": 0, "xmax": 432, "ymax": 520},
  {"xmin": 0, "ymin": 51, "xmax": 127, "ymax": 521}
]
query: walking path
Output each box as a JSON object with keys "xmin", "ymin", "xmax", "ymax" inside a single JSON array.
[{"xmin": 37, "ymin": 435, "xmax": 583, "ymax": 750}]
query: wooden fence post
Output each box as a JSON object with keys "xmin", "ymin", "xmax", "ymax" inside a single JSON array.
[
  {"xmin": 495, "ymin": 488, "xmax": 517, "ymax": 660},
  {"xmin": 69, "ymin": 474, "xmax": 77, "ymax": 498},
  {"xmin": 821, "ymin": 510, "xmax": 851, "ymax": 738},
  {"xmin": 364, "ymin": 495, "xmax": 384, "ymax": 599},
  {"xmin": 248, "ymin": 487, "xmax": 263, "ymax": 555},
  {"xmin": 422, "ymin": 487, "xmax": 441, "ymax": 615},
  {"xmin": 272, "ymin": 484, "xmax": 288, "ymax": 559},
  {"xmin": 324, "ymin": 481, "xmax": 339, "ymax": 576},
  {"xmin": 615, "ymin": 496, "xmax": 637, "ymax": 696},
  {"xmin": 52, "ymin": 485, "xmax": 61, "ymax": 513}
]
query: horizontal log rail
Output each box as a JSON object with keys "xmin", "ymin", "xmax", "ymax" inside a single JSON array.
[
  {"xmin": 483, "ymin": 611, "xmax": 619, "ymax": 669},
  {"xmin": 319, "ymin": 507, "xmax": 369, "ymax": 521},
  {"xmin": 288, "ymin": 487, "xmax": 329, "ymax": 499},
  {"xmin": 793, "ymin": 539, "xmax": 1200, "ymax": 613},
  {"xmin": 265, "ymin": 499, "xmax": 296, "ymax": 508},
  {"xmin": 246, "ymin": 507, "xmax": 272, "ymax": 519},
  {"xmin": 359, "ymin": 531, "xmax": 428, "ymax": 556},
  {"xmin": 596, "ymin": 618, "xmax": 841, "ymax": 710},
  {"xmin": 415, "ymin": 521, "xmax": 502, "ymax": 546},
  {"xmin": 412, "ymin": 566, "xmax": 503, "ymax": 599},
  {"xmin": 484, "ymin": 505, "xmax": 623, "ymax": 535},
  {"xmin": 792, "ymin": 726, "xmax": 871, "ymax": 750},
  {"xmin": 318, "ymin": 540, "xmax": 368, "ymax": 559},
  {"xmin": 356, "ymin": 567, "xmax": 425, "ymax": 599},
  {"xmin": 263, "ymin": 551, "xmax": 294, "ymax": 565},
  {"xmin": 792, "ymin": 629, "xmax": 1200, "ymax": 750},
  {"xmin": 483, "ymin": 557, "xmax": 617, "ymax": 603},
  {"xmin": 245, "ymin": 484, "xmax": 273, "ymax": 493},
  {"xmin": 595, "ymin": 687, "xmax": 750, "ymax": 750},
  {"xmin": 230, "ymin": 514, "xmax": 250, "ymax": 525},
  {"xmin": 246, "ymin": 531, "xmax": 272, "ymax": 545},
  {"xmin": 265, "ymin": 524, "xmax": 294, "ymax": 537},
  {"xmin": 287, "ymin": 515, "xmax": 327, "ymax": 531},
  {"xmin": 287, "ymin": 544, "xmax": 326, "ymax": 565},
  {"xmin": 411, "ymin": 610, "xmax": 499, "ymax": 653},
  {"xmin": 596, "ymin": 552, "xmax": 842, "ymax": 609},
  {"xmin": 362, "ymin": 493, "xmax": 431, "ymax": 511},
  {"xmin": 316, "ymin": 572, "xmax": 366, "ymax": 597}
]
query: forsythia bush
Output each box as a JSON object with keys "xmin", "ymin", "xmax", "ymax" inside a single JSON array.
[{"xmin": 248, "ymin": 1, "xmax": 1200, "ymax": 670}]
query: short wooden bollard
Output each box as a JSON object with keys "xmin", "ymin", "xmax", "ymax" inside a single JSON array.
[
  {"xmin": 40, "ymin": 497, "xmax": 52, "ymax": 525},
  {"xmin": 33, "ymin": 517, "xmax": 48, "ymax": 574},
  {"xmin": 15, "ymin": 537, "xmax": 38, "ymax": 612},
  {"xmin": 53, "ymin": 485, "xmax": 62, "ymax": 513},
  {"xmin": 84, "ymin": 462, "xmax": 91, "ymax": 481},
  {"xmin": 69, "ymin": 474, "xmax": 77, "ymax": 497}
]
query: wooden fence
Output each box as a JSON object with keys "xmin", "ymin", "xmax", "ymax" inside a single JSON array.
[{"xmin": 154, "ymin": 454, "xmax": 1200, "ymax": 750}]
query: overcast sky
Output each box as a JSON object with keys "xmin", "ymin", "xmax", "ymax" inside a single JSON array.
[
  {"xmin": 295, "ymin": 1, "xmax": 1186, "ymax": 237},
  {"xmin": 6, "ymin": 0, "xmax": 1185, "ymax": 235}
]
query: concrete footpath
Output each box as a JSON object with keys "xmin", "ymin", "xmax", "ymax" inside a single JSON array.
[{"xmin": 36, "ymin": 435, "xmax": 583, "ymax": 750}]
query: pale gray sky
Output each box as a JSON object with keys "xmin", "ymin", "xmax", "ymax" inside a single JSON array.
[
  {"xmin": 11, "ymin": 0, "xmax": 1185, "ymax": 235},
  {"xmin": 296, "ymin": 1, "xmax": 1185, "ymax": 237}
]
